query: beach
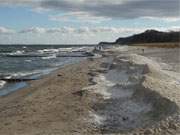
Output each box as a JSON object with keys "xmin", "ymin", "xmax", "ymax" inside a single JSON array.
[
  {"xmin": 0, "ymin": 58, "xmax": 100, "ymax": 135},
  {"xmin": 0, "ymin": 46, "xmax": 180, "ymax": 135}
]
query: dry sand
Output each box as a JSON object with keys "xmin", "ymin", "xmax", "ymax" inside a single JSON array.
[{"xmin": 0, "ymin": 46, "xmax": 180, "ymax": 135}]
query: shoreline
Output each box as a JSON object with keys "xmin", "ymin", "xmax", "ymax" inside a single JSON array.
[
  {"xmin": 0, "ymin": 57, "xmax": 103, "ymax": 135},
  {"xmin": 0, "ymin": 58, "xmax": 85, "ymax": 97},
  {"xmin": 0, "ymin": 47, "xmax": 180, "ymax": 135}
]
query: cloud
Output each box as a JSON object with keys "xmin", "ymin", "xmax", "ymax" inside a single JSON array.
[
  {"xmin": 0, "ymin": 0, "xmax": 179, "ymax": 19},
  {"xmin": 0, "ymin": 26, "xmax": 15, "ymax": 34},
  {"xmin": 19, "ymin": 27, "xmax": 46, "ymax": 33},
  {"xmin": 1, "ymin": 26, "xmax": 179, "ymax": 36},
  {"xmin": 142, "ymin": 16, "xmax": 180, "ymax": 22},
  {"xmin": 17, "ymin": 26, "xmax": 147, "ymax": 35},
  {"xmin": 31, "ymin": 7, "xmax": 50, "ymax": 14},
  {"xmin": 18, "ymin": 27, "xmax": 75, "ymax": 34},
  {"xmin": 46, "ymin": 27, "xmax": 75, "ymax": 34},
  {"xmin": 1, "ymin": 25, "xmax": 179, "ymax": 44},
  {"xmin": 15, "ymin": 26, "xmax": 180, "ymax": 35},
  {"xmin": 0, "ymin": 0, "xmax": 38, "ymax": 7},
  {"xmin": 74, "ymin": 27, "xmax": 143, "ymax": 34},
  {"xmin": 49, "ymin": 12, "xmax": 111, "ymax": 23},
  {"xmin": 40, "ymin": 0, "xmax": 180, "ymax": 19},
  {"xmin": 167, "ymin": 26, "xmax": 180, "ymax": 31}
]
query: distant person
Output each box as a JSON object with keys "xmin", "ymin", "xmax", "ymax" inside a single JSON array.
[{"xmin": 142, "ymin": 49, "xmax": 145, "ymax": 53}]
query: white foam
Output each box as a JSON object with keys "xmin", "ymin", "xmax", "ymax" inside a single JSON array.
[
  {"xmin": 71, "ymin": 47, "xmax": 86, "ymax": 52},
  {"xmin": 13, "ymin": 68, "xmax": 56, "ymax": 78},
  {"xmin": 42, "ymin": 54, "xmax": 57, "ymax": 60},
  {"xmin": 59, "ymin": 48, "xmax": 73, "ymax": 52},
  {"xmin": 0, "ymin": 80, "xmax": 6, "ymax": 89},
  {"xmin": 4, "ymin": 71, "xmax": 40, "ymax": 79},
  {"xmin": 37, "ymin": 47, "xmax": 93, "ymax": 55},
  {"xmin": 9, "ymin": 50, "xmax": 25, "ymax": 55},
  {"xmin": 25, "ymin": 59, "xmax": 32, "ymax": 62},
  {"xmin": 37, "ymin": 49, "xmax": 59, "ymax": 54},
  {"xmin": 11, "ymin": 72, "xmax": 37, "ymax": 77}
]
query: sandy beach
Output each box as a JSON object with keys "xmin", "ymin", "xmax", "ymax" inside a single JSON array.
[{"xmin": 0, "ymin": 46, "xmax": 180, "ymax": 135}]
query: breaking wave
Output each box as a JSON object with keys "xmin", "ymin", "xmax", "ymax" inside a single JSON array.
[{"xmin": 0, "ymin": 81, "xmax": 6, "ymax": 89}]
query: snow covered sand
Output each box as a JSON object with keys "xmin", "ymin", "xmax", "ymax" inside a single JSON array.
[{"xmin": 85, "ymin": 47, "xmax": 180, "ymax": 134}]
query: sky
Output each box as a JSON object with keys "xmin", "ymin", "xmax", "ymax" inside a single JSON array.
[{"xmin": 0, "ymin": 0, "xmax": 180, "ymax": 44}]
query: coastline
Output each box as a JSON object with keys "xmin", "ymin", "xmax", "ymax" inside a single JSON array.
[
  {"xmin": 0, "ymin": 57, "xmax": 85, "ymax": 97},
  {"xmin": 0, "ymin": 46, "xmax": 180, "ymax": 135},
  {"xmin": 0, "ymin": 57, "xmax": 105, "ymax": 135}
]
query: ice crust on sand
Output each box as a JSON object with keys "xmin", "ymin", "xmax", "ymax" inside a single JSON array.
[{"xmin": 87, "ymin": 53, "xmax": 180, "ymax": 133}]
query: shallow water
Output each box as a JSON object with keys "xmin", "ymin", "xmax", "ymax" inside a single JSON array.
[{"xmin": 0, "ymin": 45, "xmax": 94, "ymax": 95}]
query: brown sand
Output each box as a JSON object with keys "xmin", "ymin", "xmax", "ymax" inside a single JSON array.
[{"xmin": 0, "ymin": 58, "xmax": 102, "ymax": 135}]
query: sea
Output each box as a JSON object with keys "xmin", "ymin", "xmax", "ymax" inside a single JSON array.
[{"xmin": 0, "ymin": 45, "xmax": 95, "ymax": 96}]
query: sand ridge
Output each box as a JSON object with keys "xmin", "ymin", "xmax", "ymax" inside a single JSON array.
[{"xmin": 84, "ymin": 51, "xmax": 180, "ymax": 134}]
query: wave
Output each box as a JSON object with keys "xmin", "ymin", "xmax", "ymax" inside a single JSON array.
[
  {"xmin": 37, "ymin": 47, "xmax": 93, "ymax": 54},
  {"xmin": 0, "ymin": 80, "xmax": 6, "ymax": 89},
  {"xmin": 58, "ymin": 47, "xmax": 92, "ymax": 52},
  {"xmin": 37, "ymin": 48, "xmax": 60, "ymax": 54},
  {"xmin": 58, "ymin": 48, "xmax": 74, "ymax": 52},
  {"xmin": 25, "ymin": 59, "xmax": 32, "ymax": 62},
  {"xmin": 3, "ymin": 53, "xmax": 49, "ymax": 57},
  {"xmin": 1, "ymin": 46, "xmax": 94, "ymax": 58},
  {"xmin": 0, "ymin": 67, "xmax": 57, "ymax": 93},
  {"xmin": 1, "ymin": 67, "xmax": 58, "ymax": 80},
  {"xmin": 0, "ymin": 50, "xmax": 25, "ymax": 56},
  {"xmin": 9, "ymin": 50, "xmax": 25, "ymax": 55},
  {"xmin": 41, "ymin": 54, "xmax": 57, "ymax": 60},
  {"xmin": 37, "ymin": 47, "xmax": 83, "ymax": 54},
  {"xmin": 1, "ymin": 71, "xmax": 39, "ymax": 79}
]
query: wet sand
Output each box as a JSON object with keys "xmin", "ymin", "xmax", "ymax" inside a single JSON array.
[{"xmin": 0, "ymin": 58, "xmax": 104, "ymax": 135}]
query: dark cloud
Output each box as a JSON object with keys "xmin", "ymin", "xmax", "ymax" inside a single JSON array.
[
  {"xmin": 0, "ymin": 0, "xmax": 179, "ymax": 19},
  {"xmin": 40, "ymin": 0, "xmax": 180, "ymax": 19}
]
